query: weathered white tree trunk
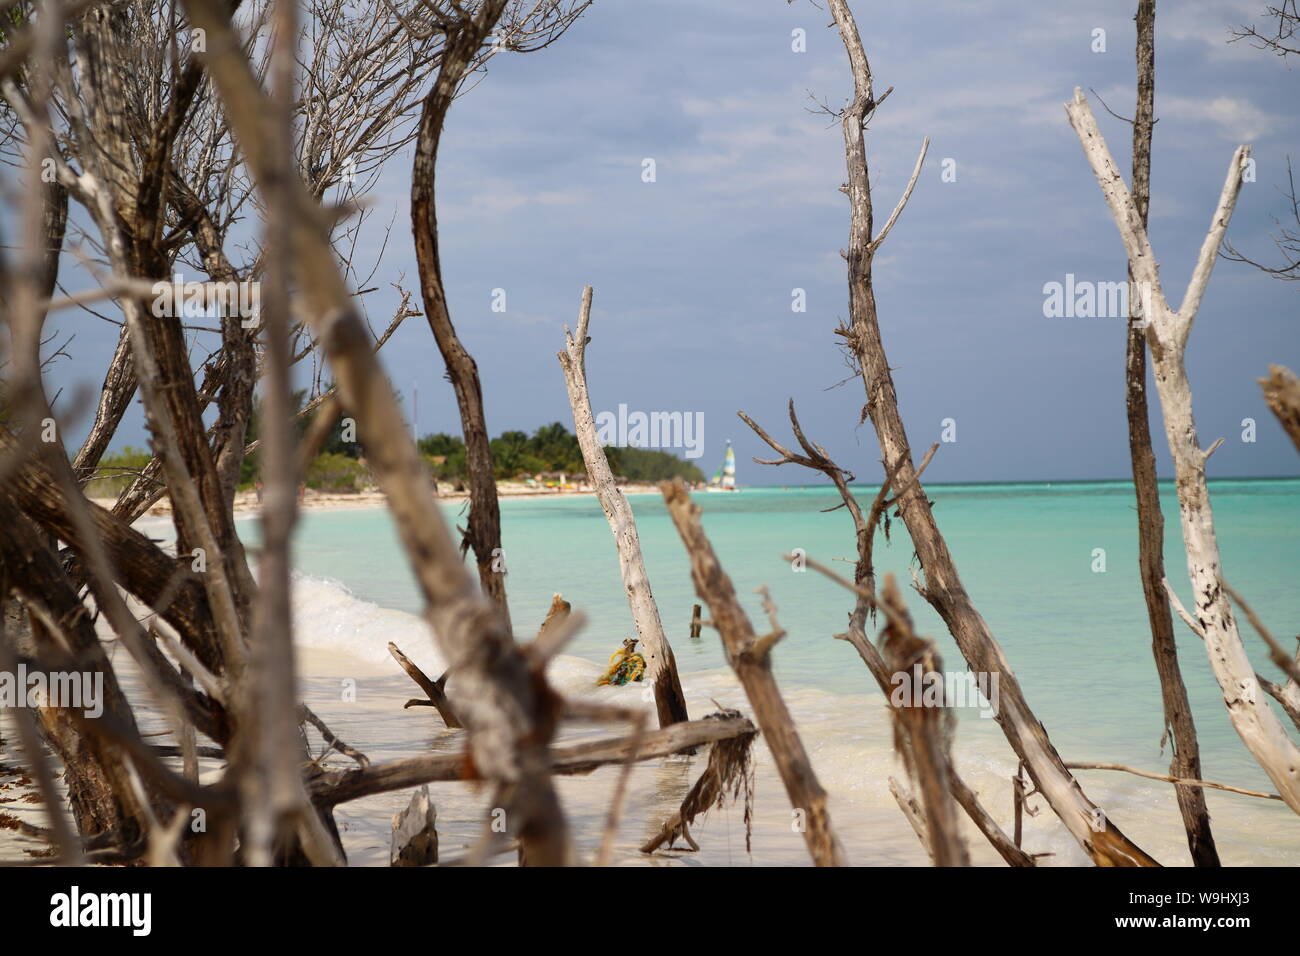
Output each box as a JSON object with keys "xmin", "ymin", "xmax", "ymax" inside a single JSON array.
[
  {"xmin": 826, "ymin": 0, "xmax": 1157, "ymax": 865},
  {"xmin": 1067, "ymin": 89, "xmax": 1300, "ymax": 813},
  {"xmin": 1123, "ymin": 0, "xmax": 1218, "ymax": 867},
  {"xmin": 558, "ymin": 287, "xmax": 689, "ymax": 727}
]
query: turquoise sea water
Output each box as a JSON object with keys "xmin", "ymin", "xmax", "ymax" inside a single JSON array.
[{"xmin": 262, "ymin": 478, "xmax": 1299, "ymax": 802}]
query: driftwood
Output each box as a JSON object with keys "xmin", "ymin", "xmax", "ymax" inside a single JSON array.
[
  {"xmin": 889, "ymin": 778, "xmax": 931, "ymax": 859},
  {"xmin": 558, "ymin": 286, "xmax": 689, "ymax": 727},
  {"xmin": 641, "ymin": 711, "xmax": 756, "ymax": 855},
  {"xmin": 1066, "ymin": 88, "xmax": 1300, "ymax": 814},
  {"xmin": 1120, "ymin": 0, "xmax": 1218, "ymax": 867},
  {"xmin": 1222, "ymin": 584, "xmax": 1300, "ymax": 734},
  {"xmin": 1166, "ymin": 581, "xmax": 1300, "ymax": 736},
  {"xmin": 0, "ymin": 0, "xmax": 600, "ymax": 868},
  {"xmin": 878, "ymin": 577, "xmax": 969, "ymax": 867},
  {"xmin": 0, "ymin": 62, "xmax": 194, "ymax": 849},
  {"xmin": 661, "ymin": 479, "xmax": 845, "ymax": 866},
  {"xmin": 388, "ymin": 642, "xmax": 461, "ymax": 728},
  {"xmin": 390, "ymin": 786, "xmax": 438, "ymax": 867},
  {"xmin": 299, "ymin": 704, "xmax": 369, "ymax": 769},
  {"xmin": 527, "ymin": 593, "xmax": 573, "ymax": 663},
  {"xmin": 234, "ymin": 0, "xmax": 343, "ymax": 866},
  {"xmin": 311, "ymin": 713, "xmax": 755, "ymax": 807},
  {"xmin": 1065, "ymin": 763, "xmax": 1281, "ymax": 802},
  {"xmin": 824, "ymin": 0, "xmax": 1156, "ymax": 866},
  {"xmin": 0, "ymin": 436, "xmax": 228, "ymax": 679}
]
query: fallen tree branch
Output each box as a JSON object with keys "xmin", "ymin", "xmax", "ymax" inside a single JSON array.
[
  {"xmin": 299, "ymin": 704, "xmax": 370, "ymax": 769},
  {"xmin": 388, "ymin": 642, "xmax": 461, "ymax": 728},
  {"xmin": 1065, "ymin": 763, "xmax": 1281, "ymax": 801},
  {"xmin": 310, "ymin": 713, "xmax": 755, "ymax": 807},
  {"xmin": 641, "ymin": 710, "xmax": 756, "ymax": 855}
]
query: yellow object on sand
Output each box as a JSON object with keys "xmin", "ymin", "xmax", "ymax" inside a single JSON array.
[{"xmin": 597, "ymin": 638, "xmax": 646, "ymax": 686}]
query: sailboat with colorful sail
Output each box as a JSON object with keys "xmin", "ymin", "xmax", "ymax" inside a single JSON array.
[{"xmin": 706, "ymin": 440, "xmax": 738, "ymax": 492}]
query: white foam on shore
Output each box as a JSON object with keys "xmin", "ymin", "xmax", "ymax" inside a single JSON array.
[{"xmin": 291, "ymin": 574, "xmax": 446, "ymax": 673}]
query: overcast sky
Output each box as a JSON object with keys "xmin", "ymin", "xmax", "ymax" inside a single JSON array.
[{"xmin": 40, "ymin": 0, "xmax": 1300, "ymax": 483}]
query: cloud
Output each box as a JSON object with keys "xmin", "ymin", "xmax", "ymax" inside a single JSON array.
[
  {"xmin": 444, "ymin": 182, "xmax": 591, "ymax": 219},
  {"xmin": 1162, "ymin": 94, "xmax": 1274, "ymax": 142}
]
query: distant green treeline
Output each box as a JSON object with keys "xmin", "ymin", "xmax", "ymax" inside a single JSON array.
[
  {"xmin": 415, "ymin": 422, "xmax": 705, "ymax": 486},
  {"xmin": 89, "ymin": 407, "xmax": 704, "ymax": 496}
]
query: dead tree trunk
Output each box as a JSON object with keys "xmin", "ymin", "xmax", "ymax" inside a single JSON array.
[
  {"xmin": 825, "ymin": 0, "xmax": 1157, "ymax": 864},
  {"xmin": 0, "ymin": 502, "xmax": 154, "ymax": 850},
  {"xmin": 879, "ymin": 577, "xmax": 969, "ymax": 866},
  {"xmin": 661, "ymin": 479, "xmax": 845, "ymax": 866},
  {"xmin": 181, "ymin": 0, "xmax": 570, "ymax": 864},
  {"xmin": 409, "ymin": 0, "xmax": 511, "ymax": 630},
  {"xmin": 71, "ymin": 330, "xmax": 138, "ymax": 483},
  {"xmin": 1067, "ymin": 89, "xmax": 1300, "ymax": 813},
  {"xmin": 559, "ymin": 287, "xmax": 689, "ymax": 727},
  {"xmin": 389, "ymin": 641, "xmax": 461, "ymax": 727},
  {"xmin": 1123, "ymin": 0, "xmax": 1219, "ymax": 866}
]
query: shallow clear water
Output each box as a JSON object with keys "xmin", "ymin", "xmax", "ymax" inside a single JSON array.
[{"xmin": 229, "ymin": 478, "xmax": 1300, "ymax": 864}]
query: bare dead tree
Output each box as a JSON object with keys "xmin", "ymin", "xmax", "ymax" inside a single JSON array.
[
  {"xmin": 407, "ymin": 0, "xmax": 510, "ymax": 625},
  {"xmin": 736, "ymin": 401, "xmax": 1035, "ymax": 865},
  {"xmin": 0, "ymin": 0, "xmax": 588, "ymax": 867},
  {"xmin": 1067, "ymin": 88, "xmax": 1300, "ymax": 814},
  {"xmin": 1121, "ymin": 0, "xmax": 1219, "ymax": 867},
  {"xmin": 791, "ymin": 547, "xmax": 1034, "ymax": 867},
  {"xmin": 403, "ymin": 0, "xmax": 590, "ymax": 630},
  {"xmin": 559, "ymin": 286, "xmax": 689, "ymax": 728},
  {"xmin": 821, "ymin": 0, "xmax": 1157, "ymax": 864},
  {"xmin": 1230, "ymin": 1, "xmax": 1299, "ymax": 58},
  {"xmin": 178, "ymin": 0, "xmax": 578, "ymax": 864}
]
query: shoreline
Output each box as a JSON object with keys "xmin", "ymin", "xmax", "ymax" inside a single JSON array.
[
  {"xmin": 92, "ymin": 475, "xmax": 1300, "ymax": 520},
  {"xmin": 93, "ymin": 481, "xmax": 672, "ymax": 519}
]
